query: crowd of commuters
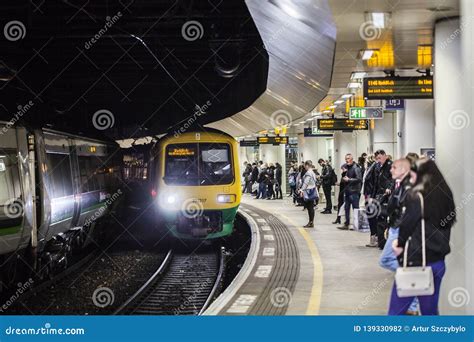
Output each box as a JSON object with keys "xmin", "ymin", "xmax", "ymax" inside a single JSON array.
[
  {"xmin": 242, "ymin": 150, "xmax": 455, "ymax": 316},
  {"xmin": 242, "ymin": 161, "xmax": 283, "ymax": 200}
]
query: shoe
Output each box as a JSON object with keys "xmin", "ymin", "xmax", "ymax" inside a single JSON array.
[
  {"xmin": 337, "ymin": 224, "xmax": 350, "ymax": 230},
  {"xmin": 332, "ymin": 219, "xmax": 341, "ymax": 224},
  {"xmin": 365, "ymin": 235, "xmax": 378, "ymax": 247},
  {"xmin": 405, "ymin": 310, "xmax": 420, "ymax": 316},
  {"xmin": 304, "ymin": 222, "xmax": 314, "ymax": 228},
  {"xmin": 321, "ymin": 210, "xmax": 332, "ymax": 214}
]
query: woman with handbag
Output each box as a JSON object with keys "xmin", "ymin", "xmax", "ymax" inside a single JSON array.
[
  {"xmin": 390, "ymin": 159, "xmax": 455, "ymax": 315},
  {"xmin": 299, "ymin": 160, "xmax": 319, "ymax": 228}
]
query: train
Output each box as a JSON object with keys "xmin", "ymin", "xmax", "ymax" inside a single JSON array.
[
  {"xmin": 0, "ymin": 122, "xmax": 122, "ymax": 291},
  {"xmin": 150, "ymin": 128, "xmax": 241, "ymax": 240}
]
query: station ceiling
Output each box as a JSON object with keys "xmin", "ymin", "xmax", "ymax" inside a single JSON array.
[{"xmin": 0, "ymin": 0, "xmax": 268, "ymax": 140}]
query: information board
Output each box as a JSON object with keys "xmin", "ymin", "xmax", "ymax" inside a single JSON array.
[
  {"xmin": 239, "ymin": 140, "xmax": 258, "ymax": 147},
  {"xmin": 317, "ymin": 119, "xmax": 369, "ymax": 131},
  {"xmin": 303, "ymin": 127, "xmax": 334, "ymax": 137},
  {"xmin": 257, "ymin": 136, "xmax": 289, "ymax": 145},
  {"xmin": 363, "ymin": 77, "xmax": 433, "ymax": 100}
]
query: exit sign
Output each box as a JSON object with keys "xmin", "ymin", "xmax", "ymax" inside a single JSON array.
[
  {"xmin": 349, "ymin": 107, "xmax": 384, "ymax": 120},
  {"xmin": 349, "ymin": 107, "xmax": 367, "ymax": 119}
]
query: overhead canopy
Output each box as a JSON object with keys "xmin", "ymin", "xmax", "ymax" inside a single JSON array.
[{"xmin": 207, "ymin": 0, "xmax": 337, "ymax": 137}]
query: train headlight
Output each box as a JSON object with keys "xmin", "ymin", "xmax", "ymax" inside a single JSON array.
[
  {"xmin": 217, "ymin": 194, "xmax": 236, "ymax": 203},
  {"xmin": 167, "ymin": 195, "xmax": 177, "ymax": 204}
]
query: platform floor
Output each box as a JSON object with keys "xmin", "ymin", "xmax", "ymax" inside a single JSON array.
[{"xmin": 238, "ymin": 194, "xmax": 393, "ymax": 315}]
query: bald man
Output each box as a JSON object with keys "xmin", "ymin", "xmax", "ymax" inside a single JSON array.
[{"xmin": 379, "ymin": 157, "xmax": 419, "ymax": 315}]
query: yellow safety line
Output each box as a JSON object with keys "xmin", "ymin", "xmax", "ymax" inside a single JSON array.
[{"xmin": 280, "ymin": 214, "xmax": 324, "ymax": 315}]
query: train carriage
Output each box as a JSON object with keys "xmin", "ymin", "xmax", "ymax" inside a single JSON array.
[
  {"xmin": 0, "ymin": 122, "xmax": 122, "ymax": 291},
  {"xmin": 151, "ymin": 129, "xmax": 241, "ymax": 239}
]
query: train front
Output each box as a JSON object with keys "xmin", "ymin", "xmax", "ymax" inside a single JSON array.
[{"xmin": 153, "ymin": 131, "xmax": 241, "ymax": 240}]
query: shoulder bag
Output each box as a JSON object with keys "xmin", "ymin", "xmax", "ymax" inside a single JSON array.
[{"xmin": 395, "ymin": 192, "xmax": 434, "ymax": 297}]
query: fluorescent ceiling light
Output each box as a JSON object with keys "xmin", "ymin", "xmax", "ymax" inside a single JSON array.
[
  {"xmin": 334, "ymin": 100, "xmax": 344, "ymax": 104},
  {"xmin": 347, "ymin": 82, "xmax": 362, "ymax": 89},
  {"xmin": 351, "ymin": 72, "xmax": 367, "ymax": 80},
  {"xmin": 371, "ymin": 12, "xmax": 386, "ymax": 28},
  {"xmin": 299, "ymin": 121, "xmax": 305, "ymax": 124},
  {"xmin": 341, "ymin": 94, "xmax": 353, "ymax": 99},
  {"xmin": 360, "ymin": 49, "xmax": 376, "ymax": 60},
  {"xmin": 328, "ymin": 105, "xmax": 337, "ymax": 109},
  {"xmin": 311, "ymin": 112, "xmax": 321, "ymax": 116},
  {"xmin": 305, "ymin": 118, "xmax": 313, "ymax": 122},
  {"xmin": 322, "ymin": 110, "xmax": 331, "ymax": 114}
]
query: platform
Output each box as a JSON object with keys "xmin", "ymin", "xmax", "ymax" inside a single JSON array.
[{"xmin": 205, "ymin": 195, "xmax": 393, "ymax": 315}]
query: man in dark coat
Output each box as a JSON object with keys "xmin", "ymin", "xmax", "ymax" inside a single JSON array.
[{"xmin": 318, "ymin": 159, "xmax": 334, "ymax": 214}]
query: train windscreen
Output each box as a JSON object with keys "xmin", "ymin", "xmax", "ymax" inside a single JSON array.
[{"xmin": 165, "ymin": 143, "xmax": 233, "ymax": 186}]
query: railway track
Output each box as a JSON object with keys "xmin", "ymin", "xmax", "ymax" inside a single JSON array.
[{"xmin": 115, "ymin": 247, "xmax": 225, "ymax": 315}]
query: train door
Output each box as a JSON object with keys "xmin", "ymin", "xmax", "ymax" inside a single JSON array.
[{"xmin": 42, "ymin": 132, "xmax": 77, "ymax": 238}]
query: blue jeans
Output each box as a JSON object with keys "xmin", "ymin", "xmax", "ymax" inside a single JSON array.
[
  {"xmin": 257, "ymin": 182, "xmax": 267, "ymax": 199},
  {"xmin": 381, "ymin": 227, "xmax": 419, "ymax": 312},
  {"xmin": 344, "ymin": 192, "xmax": 360, "ymax": 225}
]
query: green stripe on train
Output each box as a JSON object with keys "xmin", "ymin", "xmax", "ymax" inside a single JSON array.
[{"xmin": 0, "ymin": 225, "xmax": 21, "ymax": 236}]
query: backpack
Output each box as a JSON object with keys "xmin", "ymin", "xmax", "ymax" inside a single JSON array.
[{"xmin": 331, "ymin": 168, "xmax": 338, "ymax": 185}]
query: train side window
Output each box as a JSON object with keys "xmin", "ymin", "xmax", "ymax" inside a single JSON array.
[
  {"xmin": 0, "ymin": 152, "xmax": 23, "ymax": 227},
  {"xmin": 46, "ymin": 153, "xmax": 74, "ymax": 198},
  {"xmin": 78, "ymin": 157, "xmax": 91, "ymax": 192},
  {"xmin": 0, "ymin": 152, "xmax": 21, "ymax": 203}
]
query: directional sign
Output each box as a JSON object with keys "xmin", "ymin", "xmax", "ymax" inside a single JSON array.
[
  {"xmin": 385, "ymin": 99, "xmax": 405, "ymax": 110},
  {"xmin": 349, "ymin": 107, "xmax": 384, "ymax": 120}
]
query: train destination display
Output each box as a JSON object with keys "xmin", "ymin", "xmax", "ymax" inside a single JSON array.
[
  {"xmin": 317, "ymin": 119, "xmax": 369, "ymax": 131},
  {"xmin": 363, "ymin": 76, "xmax": 433, "ymax": 100}
]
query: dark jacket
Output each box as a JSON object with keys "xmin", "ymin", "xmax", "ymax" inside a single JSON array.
[
  {"xmin": 250, "ymin": 166, "xmax": 259, "ymax": 182},
  {"xmin": 266, "ymin": 167, "xmax": 275, "ymax": 185},
  {"xmin": 363, "ymin": 162, "xmax": 377, "ymax": 197},
  {"xmin": 343, "ymin": 163, "xmax": 362, "ymax": 194},
  {"xmin": 242, "ymin": 164, "xmax": 252, "ymax": 179},
  {"xmin": 320, "ymin": 164, "xmax": 333, "ymax": 187},
  {"xmin": 275, "ymin": 166, "xmax": 282, "ymax": 185},
  {"xmin": 386, "ymin": 175, "xmax": 412, "ymax": 227},
  {"xmin": 397, "ymin": 190, "xmax": 452, "ymax": 266},
  {"xmin": 371, "ymin": 160, "xmax": 395, "ymax": 199},
  {"xmin": 257, "ymin": 168, "xmax": 267, "ymax": 183}
]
